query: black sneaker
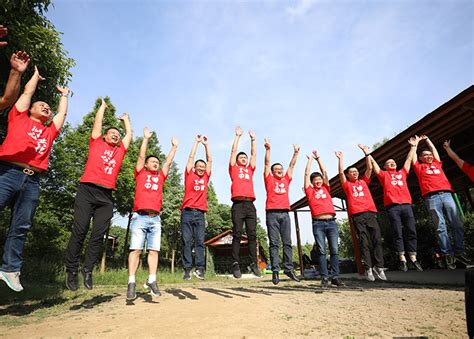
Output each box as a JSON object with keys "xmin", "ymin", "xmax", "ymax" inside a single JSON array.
[
  {"xmin": 455, "ymin": 254, "xmax": 473, "ymax": 267},
  {"xmin": 193, "ymin": 268, "xmax": 205, "ymax": 280},
  {"xmin": 331, "ymin": 277, "xmax": 345, "ymax": 287},
  {"xmin": 144, "ymin": 281, "xmax": 161, "ymax": 296},
  {"xmin": 272, "ymin": 271, "xmax": 279, "ymax": 285},
  {"xmin": 444, "ymin": 255, "xmax": 456, "ymax": 270},
  {"xmin": 284, "ymin": 270, "xmax": 301, "ymax": 282},
  {"xmin": 412, "ymin": 260, "xmax": 423, "ymax": 272},
  {"xmin": 126, "ymin": 282, "xmax": 136, "ymax": 300},
  {"xmin": 183, "ymin": 268, "xmax": 192, "ymax": 281},
  {"xmin": 65, "ymin": 270, "xmax": 78, "ymax": 291},
  {"xmin": 232, "ymin": 262, "xmax": 242, "ymax": 279},
  {"xmin": 81, "ymin": 268, "xmax": 93, "ymax": 290},
  {"xmin": 248, "ymin": 263, "xmax": 262, "ymax": 278},
  {"xmin": 321, "ymin": 277, "xmax": 329, "ymax": 289},
  {"xmin": 399, "ymin": 260, "xmax": 408, "ymax": 272}
]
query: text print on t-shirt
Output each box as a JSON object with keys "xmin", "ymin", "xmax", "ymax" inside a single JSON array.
[
  {"xmin": 274, "ymin": 182, "xmax": 286, "ymax": 194},
  {"xmin": 194, "ymin": 178, "xmax": 205, "ymax": 191},
  {"xmin": 391, "ymin": 174, "xmax": 404, "ymax": 186},
  {"xmin": 27, "ymin": 126, "xmax": 48, "ymax": 155},
  {"xmin": 101, "ymin": 150, "xmax": 117, "ymax": 175},
  {"xmin": 239, "ymin": 167, "xmax": 250, "ymax": 180},
  {"xmin": 352, "ymin": 185, "xmax": 364, "ymax": 198},
  {"xmin": 314, "ymin": 189, "xmax": 327, "ymax": 199},
  {"xmin": 425, "ymin": 165, "xmax": 441, "ymax": 175},
  {"xmin": 144, "ymin": 175, "xmax": 160, "ymax": 191}
]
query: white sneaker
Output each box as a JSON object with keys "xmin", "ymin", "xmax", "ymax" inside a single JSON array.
[
  {"xmin": 373, "ymin": 266, "xmax": 387, "ymax": 281},
  {"xmin": 365, "ymin": 268, "xmax": 375, "ymax": 282},
  {"xmin": 0, "ymin": 271, "xmax": 24, "ymax": 292}
]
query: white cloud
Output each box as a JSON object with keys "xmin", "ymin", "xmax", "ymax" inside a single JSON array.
[{"xmin": 286, "ymin": 0, "xmax": 319, "ymax": 18}]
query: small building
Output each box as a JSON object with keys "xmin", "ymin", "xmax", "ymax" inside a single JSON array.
[{"xmin": 205, "ymin": 230, "xmax": 267, "ymax": 274}]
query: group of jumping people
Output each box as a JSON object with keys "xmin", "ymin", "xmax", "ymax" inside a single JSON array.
[{"xmin": 0, "ymin": 28, "xmax": 472, "ymax": 298}]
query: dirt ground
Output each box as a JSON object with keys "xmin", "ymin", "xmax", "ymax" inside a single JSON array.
[{"xmin": 0, "ymin": 276, "xmax": 468, "ymax": 338}]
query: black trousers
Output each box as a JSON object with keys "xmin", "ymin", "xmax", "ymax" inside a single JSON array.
[
  {"xmin": 386, "ymin": 204, "xmax": 417, "ymax": 256},
  {"xmin": 231, "ymin": 200, "xmax": 257, "ymax": 264},
  {"xmin": 65, "ymin": 183, "xmax": 114, "ymax": 272},
  {"xmin": 352, "ymin": 211, "xmax": 384, "ymax": 269}
]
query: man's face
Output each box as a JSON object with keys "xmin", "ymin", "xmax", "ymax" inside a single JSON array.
[
  {"xmin": 312, "ymin": 176, "xmax": 323, "ymax": 188},
  {"xmin": 237, "ymin": 154, "xmax": 248, "ymax": 166},
  {"xmin": 419, "ymin": 151, "xmax": 434, "ymax": 164},
  {"xmin": 347, "ymin": 168, "xmax": 359, "ymax": 181},
  {"xmin": 30, "ymin": 101, "xmax": 52, "ymax": 123},
  {"xmin": 145, "ymin": 157, "xmax": 160, "ymax": 172},
  {"xmin": 104, "ymin": 128, "xmax": 121, "ymax": 146},
  {"xmin": 272, "ymin": 164, "xmax": 284, "ymax": 179},
  {"xmin": 384, "ymin": 159, "xmax": 397, "ymax": 170},
  {"xmin": 194, "ymin": 161, "xmax": 206, "ymax": 177}
]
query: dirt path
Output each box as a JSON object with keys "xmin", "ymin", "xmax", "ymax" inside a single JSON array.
[{"xmin": 0, "ymin": 277, "xmax": 468, "ymax": 338}]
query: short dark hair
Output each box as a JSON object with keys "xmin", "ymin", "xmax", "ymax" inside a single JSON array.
[
  {"xmin": 344, "ymin": 167, "xmax": 358, "ymax": 175},
  {"xmin": 194, "ymin": 159, "xmax": 206, "ymax": 167},
  {"xmin": 418, "ymin": 148, "xmax": 431, "ymax": 157},
  {"xmin": 271, "ymin": 163, "xmax": 283, "ymax": 172},
  {"xmin": 310, "ymin": 172, "xmax": 322, "ymax": 182},
  {"xmin": 104, "ymin": 126, "xmax": 121, "ymax": 135},
  {"xmin": 236, "ymin": 151, "xmax": 248, "ymax": 161},
  {"xmin": 145, "ymin": 155, "xmax": 159, "ymax": 163}
]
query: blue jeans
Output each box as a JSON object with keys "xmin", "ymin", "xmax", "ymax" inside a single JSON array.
[
  {"xmin": 181, "ymin": 209, "xmax": 206, "ymax": 269},
  {"xmin": 266, "ymin": 211, "xmax": 293, "ymax": 272},
  {"xmin": 424, "ymin": 191, "xmax": 464, "ymax": 256},
  {"xmin": 312, "ymin": 219, "xmax": 340, "ymax": 279},
  {"xmin": 129, "ymin": 213, "xmax": 162, "ymax": 251},
  {"xmin": 0, "ymin": 163, "xmax": 40, "ymax": 272}
]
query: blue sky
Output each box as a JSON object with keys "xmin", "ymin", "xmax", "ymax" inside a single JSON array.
[{"xmin": 47, "ymin": 0, "xmax": 473, "ymax": 244}]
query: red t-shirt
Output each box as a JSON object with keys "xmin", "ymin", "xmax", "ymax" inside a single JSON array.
[
  {"xmin": 133, "ymin": 168, "xmax": 167, "ymax": 212},
  {"xmin": 376, "ymin": 168, "xmax": 412, "ymax": 206},
  {"xmin": 180, "ymin": 168, "xmax": 210, "ymax": 211},
  {"xmin": 342, "ymin": 176, "xmax": 377, "ymax": 216},
  {"xmin": 462, "ymin": 162, "xmax": 474, "ymax": 182},
  {"xmin": 305, "ymin": 184, "xmax": 336, "ymax": 218},
  {"xmin": 412, "ymin": 159, "xmax": 452, "ymax": 197},
  {"xmin": 80, "ymin": 136, "xmax": 127, "ymax": 190},
  {"xmin": 229, "ymin": 163, "xmax": 256, "ymax": 201},
  {"xmin": 264, "ymin": 172, "xmax": 292, "ymax": 211},
  {"xmin": 0, "ymin": 106, "xmax": 60, "ymax": 170}
]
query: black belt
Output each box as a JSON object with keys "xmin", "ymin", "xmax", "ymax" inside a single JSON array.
[
  {"xmin": 267, "ymin": 209, "xmax": 289, "ymax": 213},
  {"xmin": 423, "ymin": 190, "xmax": 451, "ymax": 198},
  {"xmin": 136, "ymin": 210, "xmax": 160, "ymax": 217},
  {"xmin": 184, "ymin": 207, "xmax": 205, "ymax": 213},
  {"xmin": 313, "ymin": 217, "xmax": 336, "ymax": 222},
  {"xmin": 0, "ymin": 161, "xmax": 39, "ymax": 176}
]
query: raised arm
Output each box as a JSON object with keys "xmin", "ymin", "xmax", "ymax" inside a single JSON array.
[
  {"xmin": 443, "ymin": 140, "xmax": 464, "ymax": 170},
  {"xmin": 119, "ymin": 112, "xmax": 132, "ymax": 150},
  {"xmin": 162, "ymin": 136, "xmax": 179, "ymax": 177},
  {"xmin": 335, "ymin": 151, "xmax": 346, "ymax": 185},
  {"xmin": 230, "ymin": 126, "xmax": 243, "ymax": 166},
  {"xmin": 287, "ymin": 144, "xmax": 300, "ymax": 179},
  {"xmin": 368, "ymin": 154, "xmax": 381, "ymax": 175},
  {"xmin": 358, "ymin": 144, "xmax": 372, "ymax": 178},
  {"xmin": 410, "ymin": 135, "xmax": 421, "ymax": 165},
  {"xmin": 404, "ymin": 135, "xmax": 420, "ymax": 172},
  {"xmin": 136, "ymin": 127, "xmax": 152, "ymax": 172},
  {"xmin": 304, "ymin": 155, "xmax": 312, "ymax": 189},
  {"xmin": 15, "ymin": 66, "xmax": 43, "ymax": 112},
  {"xmin": 52, "ymin": 86, "xmax": 70, "ymax": 130},
  {"xmin": 264, "ymin": 138, "xmax": 271, "ymax": 176},
  {"xmin": 202, "ymin": 136, "xmax": 212, "ymax": 175},
  {"xmin": 0, "ymin": 51, "xmax": 30, "ymax": 110},
  {"xmin": 249, "ymin": 130, "xmax": 257, "ymax": 168},
  {"xmin": 91, "ymin": 99, "xmax": 108, "ymax": 139},
  {"xmin": 313, "ymin": 150, "xmax": 329, "ymax": 186},
  {"xmin": 421, "ymin": 135, "xmax": 440, "ymax": 161},
  {"xmin": 186, "ymin": 135, "xmax": 202, "ymax": 172}
]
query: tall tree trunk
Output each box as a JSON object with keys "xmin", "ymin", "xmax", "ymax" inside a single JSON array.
[
  {"xmin": 100, "ymin": 222, "xmax": 111, "ymax": 274},
  {"xmin": 122, "ymin": 211, "xmax": 133, "ymax": 267}
]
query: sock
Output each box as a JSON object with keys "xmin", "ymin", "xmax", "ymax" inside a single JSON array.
[
  {"xmin": 399, "ymin": 255, "xmax": 407, "ymax": 262},
  {"xmin": 148, "ymin": 274, "xmax": 156, "ymax": 283},
  {"xmin": 128, "ymin": 275, "xmax": 135, "ymax": 284}
]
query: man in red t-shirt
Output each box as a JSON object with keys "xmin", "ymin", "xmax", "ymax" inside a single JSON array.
[
  {"xmin": 443, "ymin": 140, "xmax": 474, "ymax": 182},
  {"xmin": 336, "ymin": 146, "xmax": 386, "ymax": 282},
  {"xmin": 369, "ymin": 136, "xmax": 422, "ymax": 272},
  {"xmin": 304, "ymin": 150, "xmax": 343, "ymax": 288},
  {"xmin": 181, "ymin": 134, "xmax": 212, "ymax": 280},
  {"xmin": 229, "ymin": 126, "xmax": 261, "ymax": 278},
  {"xmin": 0, "ymin": 66, "xmax": 70, "ymax": 292},
  {"xmin": 412, "ymin": 135, "xmax": 469, "ymax": 269},
  {"xmin": 264, "ymin": 138, "xmax": 300, "ymax": 285},
  {"xmin": 126, "ymin": 127, "xmax": 178, "ymax": 300},
  {"xmin": 65, "ymin": 99, "xmax": 132, "ymax": 291}
]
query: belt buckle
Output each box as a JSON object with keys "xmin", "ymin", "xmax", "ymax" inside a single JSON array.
[{"xmin": 22, "ymin": 168, "xmax": 35, "ymax": 176}]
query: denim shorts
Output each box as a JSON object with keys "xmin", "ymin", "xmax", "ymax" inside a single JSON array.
[{"xmin": 129, "ymin": 213, "xmax": 162, "ymax": 251}]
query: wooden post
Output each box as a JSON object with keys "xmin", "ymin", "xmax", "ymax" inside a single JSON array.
[
  {"xmin": 348, "ymin": 216, "xmax": 364, "ymax": 275},
  {"xmin": 293, "ymin": 210, "xmax": 304, "ymax": 278},
  {"xmin": 100, "ymin": 222, "xmax": 111, "ymax": 274},
  {"xmin": 171, "ymin": 249, "xmax": 176, "ymax": 274}
]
